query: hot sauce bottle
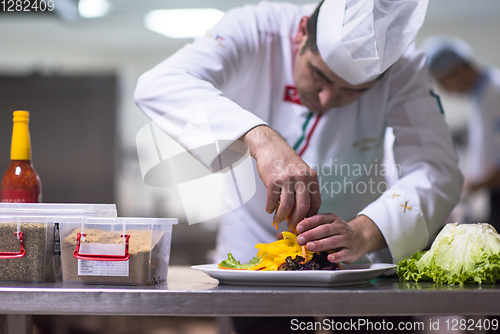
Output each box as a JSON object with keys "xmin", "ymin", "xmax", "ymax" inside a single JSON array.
[{"xmin": 1, "ymin": 110, "xmax": 41, "ymax": 203}]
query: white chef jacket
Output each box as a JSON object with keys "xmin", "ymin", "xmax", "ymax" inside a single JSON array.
[
  {"xmin": 466, "ymin": 69, "xmax": 500, "ymax": 184},
  {"xmin": 135, "ymin": 2, "xmax": 463, "ymax": 264}
]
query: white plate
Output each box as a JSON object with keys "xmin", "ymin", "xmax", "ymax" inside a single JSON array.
[{"xmin": 191, "ymin": 263, "xmax": 396, "ymax": 287}]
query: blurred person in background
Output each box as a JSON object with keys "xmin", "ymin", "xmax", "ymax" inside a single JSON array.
[{"xmin": 422, "ymin": 36, "xmax": 500, "ymax": 232}]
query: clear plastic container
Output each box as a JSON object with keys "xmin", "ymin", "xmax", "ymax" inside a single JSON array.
[
  {"xmin": 60, "ymin": 217, "xmax": 177, "ymax": 285},
  {"xmin": 0, "ymin": 216, "xmax": 57, "ymax": 282},
  {"xmin": 0, "ymin": 203, "xmax": 117, "ymax": 282},
  {"xmin": 0, "ymin": 203, "xmax": 117, "ymax": 217}
]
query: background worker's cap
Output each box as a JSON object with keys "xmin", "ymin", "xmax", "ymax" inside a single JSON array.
[
  {"xmin": 317, "ymin": 0, "xmax": 429, "ymax": 85},
  {"xmin": 420, "ymin": 35, "xmax": 474, "ymax": 79}
]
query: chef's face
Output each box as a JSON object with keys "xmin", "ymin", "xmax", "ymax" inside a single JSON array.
[{"xmin": 293, "ymin": 17, "xmax": 377, "ymax": 113}]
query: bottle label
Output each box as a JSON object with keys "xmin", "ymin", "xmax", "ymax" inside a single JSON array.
[{"xmin": 1, "ymin": 189, "xmax": 41, "ymax": 203}]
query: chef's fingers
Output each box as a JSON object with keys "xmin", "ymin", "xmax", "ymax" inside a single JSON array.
[
  {"xmin": 265, "ymin": 179, "xmax": 282, "ymax": 214},
  {"xmin": 288, "ymin": 179, "xmax": 310, "ymax": 229},
  {"xmin": 274, "ymin": 183, "xmax": 294, "ymax": 223},
  {"xmin": 327, "ymin": 249, "xmax": 356, "ymax": 264},
  {"xmin": 276, "ymin": 231, "xmax": 283, "ymax": 240},
  {"xmin": 295, "ymin": 213, "xmax": 339, "ymax": 234},
  {"xmin": 296, "ymin": 223, "xmax": 344, "ymax": 248},
  {"xmin": 304, "ymin": 234, "xmax": 344, "ymax": 252}
]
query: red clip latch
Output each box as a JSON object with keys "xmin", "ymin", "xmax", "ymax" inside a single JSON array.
[
  {"xmin": 73, "ymin": 233, "xmax": 130, "ymax": 261},
  {"xmin": 0, "ymin": 232, "xmax": 26, "ymax": 259}
]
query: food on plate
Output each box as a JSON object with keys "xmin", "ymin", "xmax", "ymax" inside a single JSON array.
[
  {"xmin": 218, "ymin": 231, "xmax": 341, "ymax": 271},
  {"xmin": 273, "ymin": 203, "xmax": 309, "ymax": 262},
  {"xmin": 397, "ymin": 223, "xmax": 500, "ymax": 285},
  {"xmin": 278, "ymin": 252, "xmax": 340, "ymax": 271},
  {"xmin": 218, "ymin": 253, "xmax": 261, "ymax": 270}
]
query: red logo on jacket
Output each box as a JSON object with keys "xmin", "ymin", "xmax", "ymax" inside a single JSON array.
[{"xmin": 284, "ymin": 85, "xmax": 302, "ymax": 105}]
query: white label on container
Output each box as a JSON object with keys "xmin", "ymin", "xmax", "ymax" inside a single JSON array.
[{"xmin": 77, "ymin": 243, "xmax": 129, "ymax": 277}]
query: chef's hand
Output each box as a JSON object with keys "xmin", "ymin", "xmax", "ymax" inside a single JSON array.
[
  {"xmin": 240, "ymin": 125, "xmax": 321, "ymax": 227},
  {"xmin": 291, "ymin": 214, "xmax": 387, "ymax": 264}
]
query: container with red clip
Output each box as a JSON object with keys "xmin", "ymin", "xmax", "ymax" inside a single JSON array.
[
  {"xmin": 60, "ymin": 217, "xmax": 177, "ymax": 285},
  {"xmin": 0, "ymin": 203, "xmax": 117, "ymax": 282},
  {"xmin": 0, "ymin": 215, "xmax": 56, "ymax": 282}
]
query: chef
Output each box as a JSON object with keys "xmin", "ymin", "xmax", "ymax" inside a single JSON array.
[
  {"xmin": 422, "ymin": 36, "xmax": 500, "ymax": 232},
  {"xmin": 135, "ymin": 0, "xmax": 463, "ymax": 267}
]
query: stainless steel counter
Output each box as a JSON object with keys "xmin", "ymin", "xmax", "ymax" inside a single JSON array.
[{"xmin": 1, "ymin": 266, "xmax": 500, "ymax": 317}]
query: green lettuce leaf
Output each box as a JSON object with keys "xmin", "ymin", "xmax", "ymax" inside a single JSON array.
[
  {"xmin": 219, "ymin": 253, "xmax": 261, "ymax": 269},
  {"xmin": 397, "ymin": 223, "xmax": 500, "ymax": 285}
]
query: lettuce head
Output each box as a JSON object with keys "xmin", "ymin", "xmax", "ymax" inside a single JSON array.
[{"xmin": 397, "ymin": 223, "xmax": 500, "ymax": 285}]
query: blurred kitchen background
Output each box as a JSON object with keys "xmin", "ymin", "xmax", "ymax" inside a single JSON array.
[
  {"xmin": 0, "ymin": 0, "xmax": 499, "ymax": 269},
  {"xmin": 1, "ymin": 1, "xmax": 500, "ymax": 334}
]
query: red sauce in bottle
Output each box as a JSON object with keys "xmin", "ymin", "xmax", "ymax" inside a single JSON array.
[{"xmin": 1, "ymin": 111, "xmax": 41, "ymax": 203}]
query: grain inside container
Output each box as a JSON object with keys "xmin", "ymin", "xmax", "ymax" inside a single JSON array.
[
  {"xmin": 0, "ymin": 216, "xmax": 55, "ymax": 282},
  {"xmin": 60, "ymin": 217, "xmax": 177, "ymax": 285}
]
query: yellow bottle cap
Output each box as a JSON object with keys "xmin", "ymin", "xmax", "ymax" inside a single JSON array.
[
  {"xmin": 11, "ymin": 110, "xmax": 32, "ymax": 160},
  {"xmin": 13, "ymin": 110, "xmax": 30, "ymax": 122}
]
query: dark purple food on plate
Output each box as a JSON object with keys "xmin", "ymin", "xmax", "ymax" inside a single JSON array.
[{"xmin": 278, "ymin": 251, "xmax": 340, "ymax": 271}]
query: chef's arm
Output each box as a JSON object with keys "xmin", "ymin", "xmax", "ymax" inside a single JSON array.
[
  {"xmin": 134, "ymin": 7, "xmax": 266, "ymax": 172},
  {"xmin": 241, "ymin": 125, "xmax": 322, "ymax": 226},
  {"xmin": 135, "ymin": 6, "xmax": 322, "ymax": 226},
  {"xmin": 358, "ymin": 47, "xmax": 464, "ymax": 264},
  {"xmin": 351, "ymin": 215, "xmax": 388, "ymax": 253}
]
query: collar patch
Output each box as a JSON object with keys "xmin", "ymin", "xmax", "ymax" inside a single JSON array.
[{"xmin": 284, "ymin": 85, "xmax": 301, "ymax": 105}]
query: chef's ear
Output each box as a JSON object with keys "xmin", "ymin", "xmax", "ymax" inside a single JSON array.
[{"xmin": 293, "ymin": 16, "xmax": 309, "ymax": 49}]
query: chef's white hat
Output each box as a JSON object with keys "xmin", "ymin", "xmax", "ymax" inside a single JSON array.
[
  {"xmin": 419, "ymin": 35, "xmax": 474, "ymax": 78},
  {"xmin": 317, "ymin": 0, "xmax": 429, "ymax": 85}
]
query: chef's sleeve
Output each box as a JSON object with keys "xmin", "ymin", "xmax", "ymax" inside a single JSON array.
[
  {"xmin": 358, "ymin": 47, "xmax": 464, "ymax": 264},
  {"xmin": 134, "ymin": 7, "xmax": 267, "ymax": 171}
]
